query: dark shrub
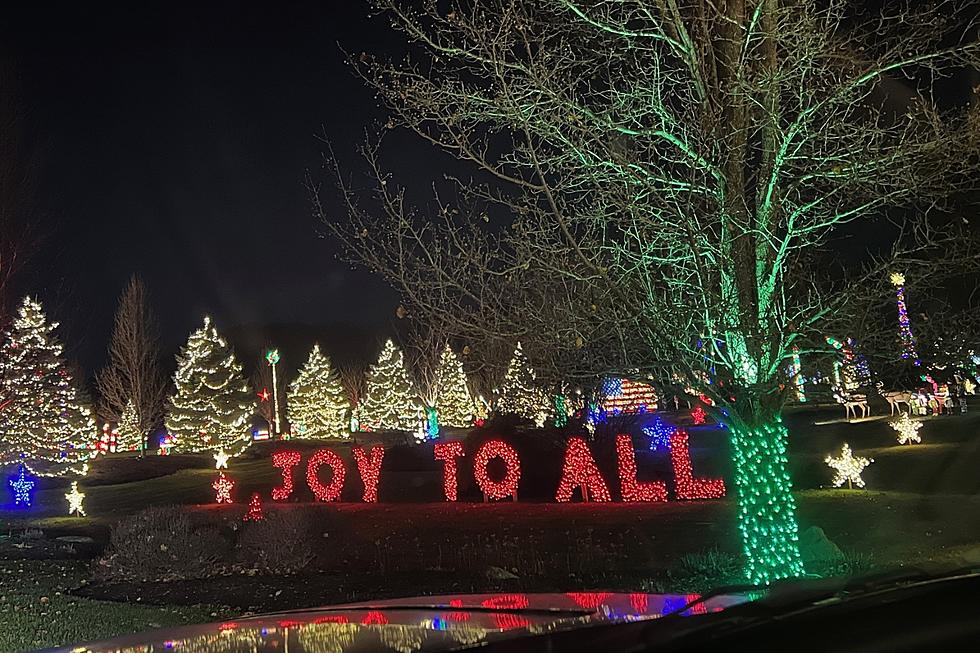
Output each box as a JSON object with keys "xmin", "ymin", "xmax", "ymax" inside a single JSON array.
[
  {"xmin": 237, "ymin": 508, "xmax": 315, "ymax": 574},
  {"xmin": 97, "ymin": 505, "xmax": 230, "ymax": 582}
]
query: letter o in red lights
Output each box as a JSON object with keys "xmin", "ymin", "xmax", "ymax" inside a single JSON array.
[
  {"xmin": 473, "ymin": 440, "xmax": 521, "ymax": 500},
  {"xmin": 306, "ymin": 449, "xmax": 346, "ymax": 501}
]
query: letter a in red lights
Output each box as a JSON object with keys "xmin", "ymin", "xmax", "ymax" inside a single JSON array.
[
  {"xmin": 615, "ymin": 435, "xmax": 667, "ymax": 502},
  {"xmin": 307, "ymin": 449, "xmax": 346, "ymax": 501},
  {"xmin": 271, "ymin": 450, "xmax": 302, "ymax": 501},
  {"xmin": 352, "ymin": 445, "xmax": 385, "ymax": 503},
  {"xmin": 669, "ymin": 430, "xmax": 725, "ymax": 499},
  {"xmin": 434, "ymin": 441, "xmax": 465, "ymax": 501},
  {"xmin": 555, "ymin": 437, "xmax": 611, "ymax": 502},
  {"xmin": 473, "ymin": 440, "xmax": 520, "ymax": 500}
]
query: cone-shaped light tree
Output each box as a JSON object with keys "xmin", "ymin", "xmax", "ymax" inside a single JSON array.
[
  {"xmin": 116, "ymin": 399, "xmax": 145, "ymax": 453},
  {"xmin": 287, "ymin": 344, "xmax": 350, "ymax": 438},
  {"xmin": 166, "ymin": 317, "xmax": 254, "ymax": 455},
  {"xmin": 357, "ymin": 339, "xmax": 418, "ymax": 431},
  {"xmin": 433, "ymin": 344, "xmax": 474, "ymax": 428},
  {"xmin": 0, "ymin": 297, "xmax": 94, "ymax": 476},
  {"xmin": 326, "ymin": 1, "xmax": 980, "ymax": 583},
  {"xmin": 495, "ymin": 343, "xmax": 547, "ymax": 422}
]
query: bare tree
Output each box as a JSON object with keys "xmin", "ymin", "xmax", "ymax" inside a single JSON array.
[
  {"xmin": 97, "ymin": 276, "xmax": 166, "ymax": 434},
  {"xmin": 322, "ymin": 0, "xmax": 980, "ymax": 583}
]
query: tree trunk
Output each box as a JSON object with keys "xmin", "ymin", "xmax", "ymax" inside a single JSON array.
[{"xmin": 726, "ymin": 402, "xmax": 805, "ymax": 584}]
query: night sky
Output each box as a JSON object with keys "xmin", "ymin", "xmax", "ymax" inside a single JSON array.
[{"xmin": 0, "ymin": 1, "xmax": 423, "ymax": 371}]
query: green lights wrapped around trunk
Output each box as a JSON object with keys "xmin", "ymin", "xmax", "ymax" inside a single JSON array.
[{"xmin": 729, "ymin": 418, "xmax": 805, "ymax": 584}]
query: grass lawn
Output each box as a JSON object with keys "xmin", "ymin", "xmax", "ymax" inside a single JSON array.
[{"xmin": 0, "ymin": 559, "xmax": 228, "ymax": 652}]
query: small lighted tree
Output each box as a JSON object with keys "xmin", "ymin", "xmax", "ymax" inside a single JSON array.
[
  {"xmin": 116, "ymin": 400, "xmax": 145, "ymax": 453},
  {"xmin": 495, "ymin": 343, "xmax": 547, "ymax": 422},
  {"xmin": 433, "ymin": 344, "xmax": 474, "ymax": 428},
  {"xmin": 166, "ymin": 317, "xmax": 254, "ymax": 455},
  {"xmin": 287, "ymin": 344, "xmax": 350, "ymax": 439},
  {"xmin": 357, "ymin": 339, "xmax": 418, "ymax": 431},
  {"xmin": 0, "ymin": 297, "xmax": 94, "ymax": 476}
]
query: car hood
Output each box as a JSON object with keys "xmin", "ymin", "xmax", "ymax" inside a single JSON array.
[{"xmin": 42, "ymin": 592, "xmax": 756, "ymax": 653}]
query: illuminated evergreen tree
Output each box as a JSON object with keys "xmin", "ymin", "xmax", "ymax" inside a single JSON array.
[
  {"xmin": 166, "ymin": 317, "xmax": 253, "ymax": 455},
  {"xmin": 116, "ymin": 399, "xmax": 145, "ymax": 453},
  {"xmin": 0, "ymin": 297, "xmax": 93, "ymax": 476},
  {"xmin": 433, "ymin": 344, "xmax": 473, "ymax": 428},
  {"xmin": 328, "ymin": 1, "xmax": 980, "ymax": 584},
  {"xmin": 287, "ymin": 344, "xmax": 349, "ymax": 439},
  {"xmin": 357, "ymin": 339, "xmax": 418, "ymax": 431},
  {"xmin": 494, "ymin": 343, "xmax": 546, "ymax": 422}
]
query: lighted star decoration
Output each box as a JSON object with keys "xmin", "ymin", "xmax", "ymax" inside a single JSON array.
[
  {"xmin": 213, "ymin": 449, "xmax": 230, "ymax": 469},
  {"xmin": 65, "ymin": 481, "xmax": 86, "ymax": 516},
  {"xmin": 889, "ymin": 271, "xmax": 906, "ymax": 286},
  {"xmin": 889, "ymin": 413, "xmax": 922, "ymax": 445},
  {"xmin": 825, "ymin": 443, "xmax": 873, "ymax": 489},
  {"xmin": 257, "ymin": 388, "xmax": 271, "ymax": 402},
  {"xmin": 212, "ymin": 472, "xmax": 235, "ymax": 504},
  {"xmin": 9, "ymin": 465, "xmax": 35, "ymax": 507}
]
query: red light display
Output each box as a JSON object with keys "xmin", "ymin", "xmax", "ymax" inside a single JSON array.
[
  {"xmin": 243, "ymin": 492, "xmax": 264, "ymax": 521},
  {"xmin": 352, "ymin": 445, "xmax": 385, "ymax": 503},
  {"xmin": 567, "ymin": 592, "xmax": 613, "ymax": 610},
  {"xmin": 361, "ymin": 611, "xmax": 388, "ymax": 625},
  {"xmin": 555, "ymin": 437, "xmax": 612, "ymax": 502},
  {"xmin": 630, "ymin": 593, "xmax": 648, "ymax": 614},
  {"xmin": 434, "ymin": 441, "xmax": 465, "ymax": 501},
  {"xmin": 616, "ymin": 434, "xmax": 667, "ymax": 502},
  {"xmin": 669, "ymin": 430, "xmax": 726, "ymax": 499},
  {"xmin": 601, "ymin": 378, "xmax": 658, "ymax": 415},
  {"xmin": 472, "ymin": 440, "xmax": 520, "ymax": 500},
  {"xmin": 690, "ymin": 404, "xmax": 707, "ymax": 425},
  {"xmin": 481, "ymin": 594, "xmax": 531, "ymax": 630},
  {"xmin": 271, "ymin": 450, "xmax": 302, "ymax": 501},
  {"xmin": 306, "ymin": 448, "xmax": 346, "ymax": 502},
  {"xmin": 212, "ymin": 471, "xmax": 234, "ymax": 504}
]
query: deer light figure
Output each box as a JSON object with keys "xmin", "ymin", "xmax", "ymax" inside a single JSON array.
[
  {"xmin": 836, "ymin": 390, "xmax": 869, "ymax": 420},
  {"xmin": 878, "ymin": 385, "xmax": 912, "ymax": 416}
]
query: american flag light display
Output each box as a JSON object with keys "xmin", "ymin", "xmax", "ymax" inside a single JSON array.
[{"xmin": 600, "ymin": 377, "xmax": 658, "ymax": 415}]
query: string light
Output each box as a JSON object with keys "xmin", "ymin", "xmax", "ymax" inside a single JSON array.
[
  {"xmin": 669, "ymin": 430, "xmax": 725, "ymax": 499},
  {"xmin": 166, "ymin": 316, "xmax": 253, "ymax": 456},
  {"xmin": 65, "ymin": 481, "xmax": 86, "ymax": 516},
  {"xmin": 433, "ymin": 344, "xmax": 475, "ymax": 428},
  {"xmin": 212, "ymin": 471, "xmax": 235, "ymax": 504},
  {"xmin": 690, "ymin": 405, "xmax": 707, "ymax": 425},
  {"xmin": 495, "ymin": 343, "xmax": 548, "ymax": 421},
  {"xmin": 287, "ymin": 344, "xmax": 350, "ymax": 439},
  {"xmin": 555, "ymin": 437, "xmax": 611, "ymax": 502},
  {"xmin": 306, "ymin": 448, "xmax": 346, "ymax": 502},
  {"xmin": 271, "ymin": 450, "xmax": 302, "ymax": 500},
  {"xmin": 352, "ymin": 445, "xmax": 385, "ymax": 502},
  {"xmin": 243, "ymin": 492, "xmax": 264, "ymax": 521},
  {"xmin": 616, "ymin": 435, "xmax": 667, "ymax": 502},
  {"xmin": 472, "ymin": 440, "xmax": 520, "ymax": 500},
  {"xmin": 729, "ymin": 418, "xmax": 804, "ymax": 584},
  {"xmin": 214, "ymin": 450, "xmax": 230, "ymax": 469},
  {"xmin": 789, "ymin": 348, "xmax": 806, "ymax": 402},
  {"xmin": 600, "ymin": 377, "xmax": 658, "ymax": 415},
  {"xmin": 8, "ymin": 465, "xmax": 35, "ymax": 507},
  {"xmin": 157, "ymin": 433, "xmax": 174, "ymax": 455},
  {"xmin": 434, "ymin": 441, "xmax": 465, "ymax": 501},
  {"xmin": 357, "ymin": 339, "xmax": 418, "ymax": 432},
  {"xmin": 96, "ymin": 422, "xmax": 119, "ymax": 456},
  {"xmin": 643, "ymin": 416, "xmax": 674, "ymax": 451},
  {"xmin": 825, "ymin": 443, "xmax": 873, "ymax": 489},
  {"xmin": 116, "ymin": 400, "xmax": 145, "ymax": 452},
  {"xmin": 890, "ymin": 272, "xmax": 920, "ymax": 365},
  {"xmin": 889, "ymin": 413, "xmax": 922, "ymax": 445}
]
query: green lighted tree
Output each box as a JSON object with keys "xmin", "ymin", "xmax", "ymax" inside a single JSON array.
[
  {"xmin": 166, "ymin": 317, "xmax": 254, "ymax": 456},
  {"xmin": 116, "ymin": 399, "xmax": 145, "ymax": 453},
  {"xmin": 495, "ymin": 342, "xmax": 548, "ymax": 423},
  {"xmin": 287, "ymin": 344, "xmax": 350, "ymax": 438},
  {"xmin": 433, "ymin": 343, "xmax": 474, "ymax": 428},
  {"xmin": 0, "ymin": 297, "xmax": 94, "ymax": 476},
  {"xmin": 324, "ymin": 1, "xmax": 980, "ymax": 583}
]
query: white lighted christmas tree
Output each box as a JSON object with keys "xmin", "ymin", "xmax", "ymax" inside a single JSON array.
[
  {"xmin": 166, "ymin": 317, "xmax": 254, "ymax": 456},
  {"xmin": 287, "ymin": 344, "xmax": 350, "ymax": 439},
  {"xmin": 116, "ymin": 400, "xmax": 145, "ymax": 452},
  {"xmin": 0, "ymin": 297, "xmax": 94, "ymax": 476},
  {"xmin": 495, "ymin": 342, "xmax": 547, "ymax": 421},
  {"xmin": 433, "ymin": 344, "xmax": 474, "ymax": 428},
  {"xmin": 357, "ymin": 339, "xmax": 418, "ymax": 431}
]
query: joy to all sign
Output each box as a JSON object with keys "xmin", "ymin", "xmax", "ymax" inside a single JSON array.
[{"xmin": 269, "ymin": 431, "xmax": 725, "ymax": 504}]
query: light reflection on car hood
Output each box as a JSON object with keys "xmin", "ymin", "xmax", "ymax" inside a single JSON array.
[{"xmin": 46, "ymin": 592, "xmax": 756, "ymax": 653}]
